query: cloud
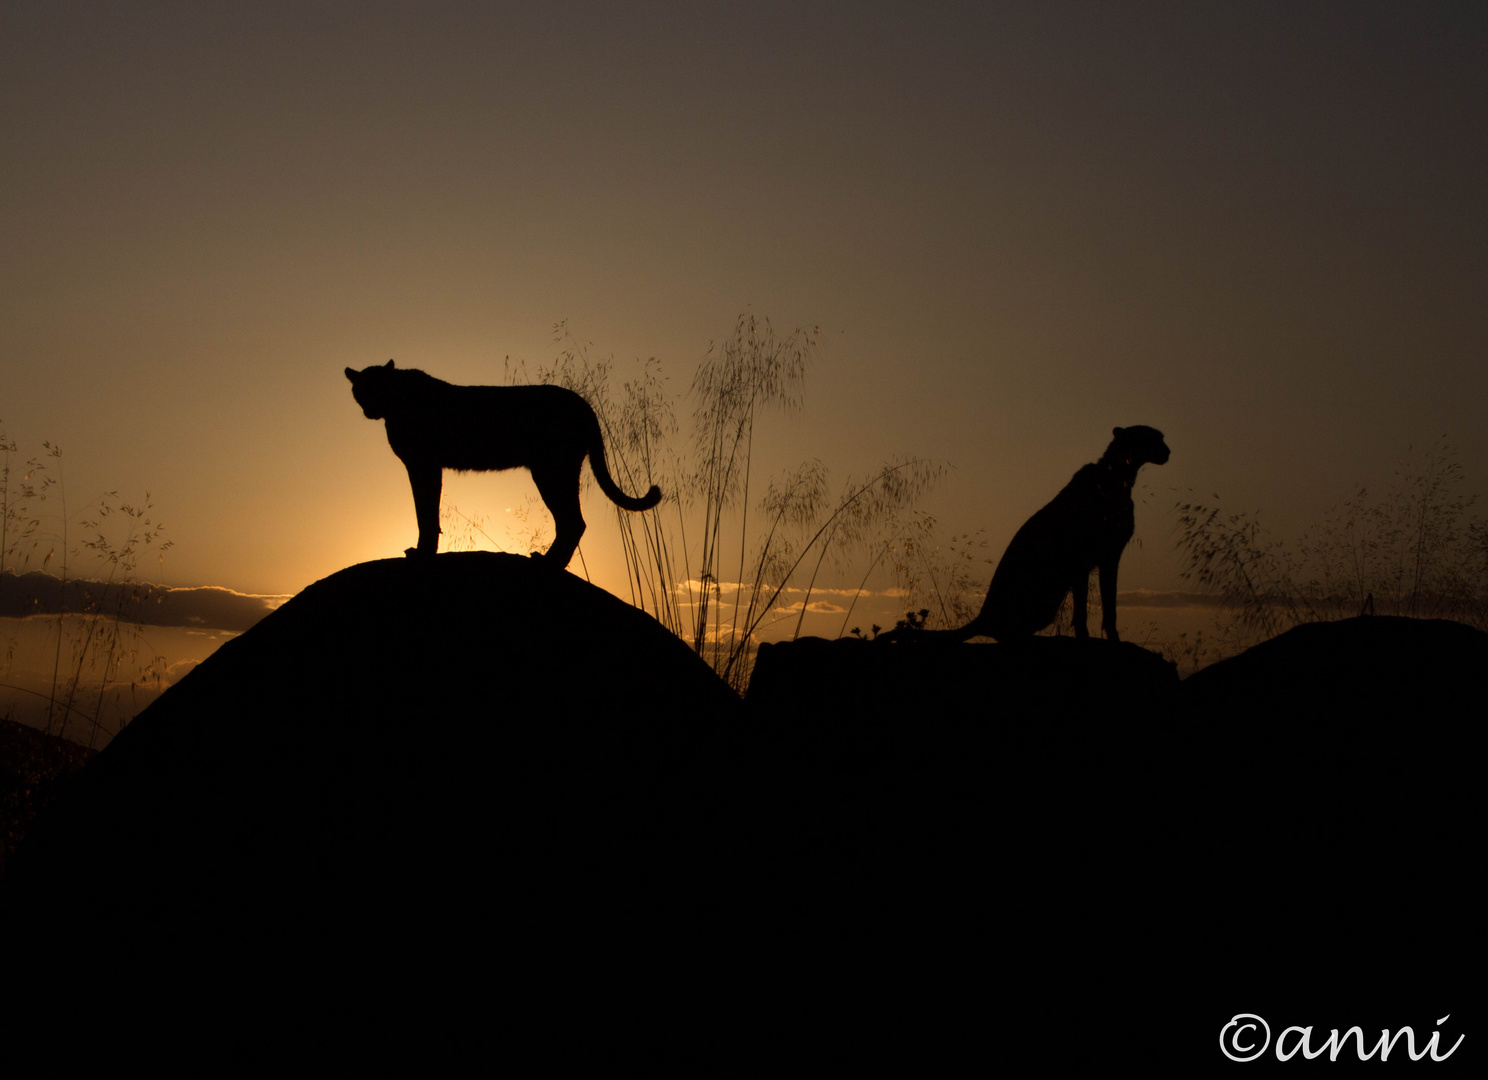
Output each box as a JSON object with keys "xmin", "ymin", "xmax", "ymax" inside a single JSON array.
[
  {"xmin": 0, "ymin": 570, "xmax": 285, "ymax": 632},
  {"xmin": 674, "ymin": 578, "xmax": 908, "ymax": 600},
  {"xmin": 774, "ymin": 600, "xmax": 848, "ymax": 615},
  {"xmin": 164, "ymin": 658, "xmax": 202, "ymax": 682}
]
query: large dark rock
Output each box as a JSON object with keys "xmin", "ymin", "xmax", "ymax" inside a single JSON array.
[
  {"xmin": 745, "ymin": 635, "xmax": 1179, "ymax": 869},
  {"xmin": 1176, "ymin": 615, "xmax": 1482, "ymax": 877},
  {"xmin": 1170, "ymin": 617, "xmax": 1483, "ymax": 1029},
  {"xmin": 3, "ymin": 553, "xmax": 746, "ymax": 953},
  {"xmin": 0, "ymin": 719, "xmax": 95, "ymax": 877},
  {"xmin": 743, "ymin": 635, "xmax": 1186, "ymax": 1042},
  {"xmin": 749, "ymin": 632, "xmax": 1180, "ymax": 718},
  {"xmin": 1182, "ymin": 614, "xmax": 1486, "ymax": 717}
]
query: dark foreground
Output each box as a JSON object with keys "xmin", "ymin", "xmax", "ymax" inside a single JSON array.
[{"xmin": 3, "ymin": 554, "xmax": 1479, "ymax": 1067}]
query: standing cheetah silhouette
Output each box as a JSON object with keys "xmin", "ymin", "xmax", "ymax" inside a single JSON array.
[{"xmin": 346, "ymin": 360, "xmax": 660, "ymax": 567}]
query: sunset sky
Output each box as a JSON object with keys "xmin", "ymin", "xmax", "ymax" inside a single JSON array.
[{"xmin": 3, "ymin": 2, "xmax": 1485, "ymax": 648}]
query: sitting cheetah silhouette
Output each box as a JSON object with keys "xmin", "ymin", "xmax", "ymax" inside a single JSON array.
[{"xmin": 914, "ymin": 425, "xmax": 1170, "ymax": 643}]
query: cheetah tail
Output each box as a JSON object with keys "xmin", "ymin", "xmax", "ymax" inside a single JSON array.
[{"xmin": 589, "ymin": 429, "xmax": 662, "ymax": 512}]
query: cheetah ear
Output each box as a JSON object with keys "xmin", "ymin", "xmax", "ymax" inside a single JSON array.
[
  {"xmin": 1112, "ymin": 426, "xmax": 1124, "ymax": 438},
  {"xmin": 386, "ymin": 359, "xmax": 396, "ymax": 369}
]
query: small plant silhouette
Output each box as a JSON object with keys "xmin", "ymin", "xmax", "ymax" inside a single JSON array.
[{"xmin": 893, "ymin": 609, "xmax": 931, "ymax": 635}]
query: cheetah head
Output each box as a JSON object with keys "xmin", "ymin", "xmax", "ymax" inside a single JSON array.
[
  {"xmin": 345, "ymin": 359, "xmax": 398, "ymax": 421},
  {"xmin": 1111, "ymin": 425, "xmax": 1171, "ymax": 467}
]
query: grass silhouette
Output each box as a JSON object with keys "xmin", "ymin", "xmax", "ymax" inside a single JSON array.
[
  {"xmin": 507, "ymin": 316, "xmax": 945, "ymax": 692},
  {"xmin": 0, "ymin": 425, "xmax": 171, "ymax": 747},
  {"xmin": 1176, "ymin": 436, "xmax": 1488, "ymax": 652}
]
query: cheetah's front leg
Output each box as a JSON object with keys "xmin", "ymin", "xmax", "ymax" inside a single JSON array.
[
  {"xmin": 404, "ymin": 461, "xmax": 442, "ymax": 558},
  {"xmin": 1098, "ymin": 560, "xmax": 1120, "ymax": 642},
  {"xmin": 1071, "ymin": 573, "xmax": 1091, "ymax": 639}
]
